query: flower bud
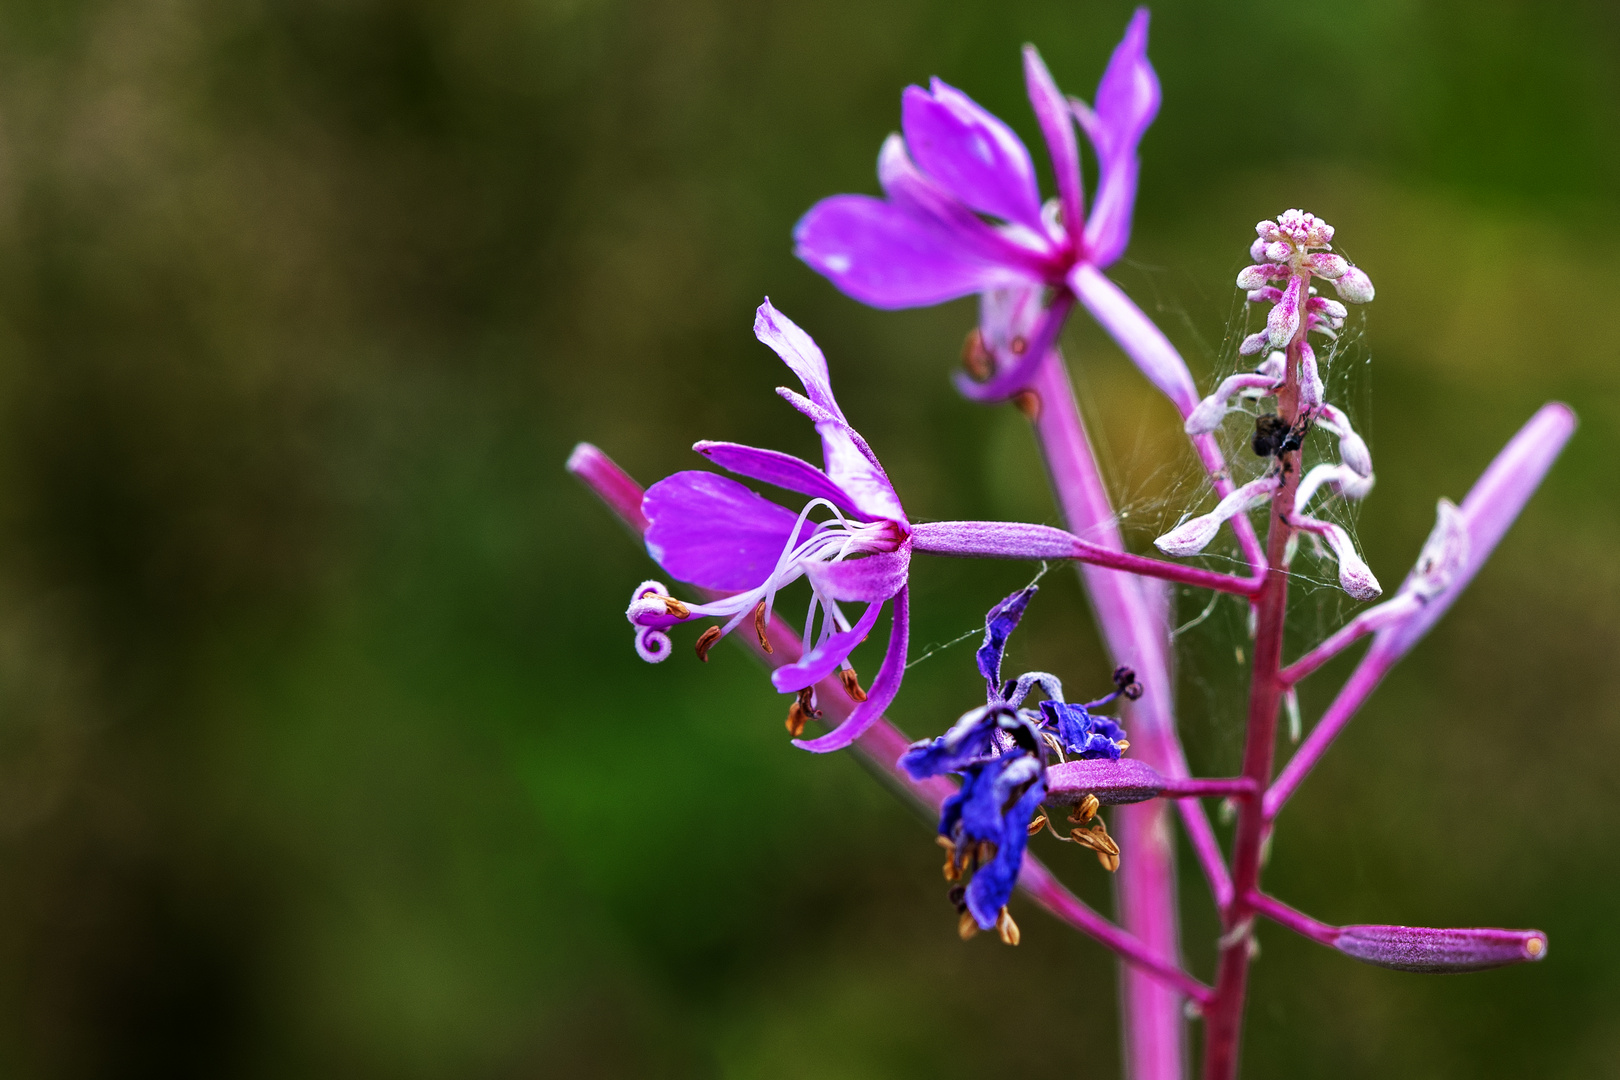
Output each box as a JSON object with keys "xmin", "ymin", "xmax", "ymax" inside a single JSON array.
[
  {"xmin": 1237, "ymin": 264, "xmax": 1285, "ymax": 289},
  {"xmin": 1266, "ymin": 276, "xmax": 1303, "ymax": 347},
  {"xmin": 1333, "ymin": 265, "xmax": 1375, "ymax": 303},
  {"xmin": 1333, "ymin": 924, "xmax": 1547, "ymax": 973},
  {"xmin": 1298, "ymin": 339, "xmax": 1324, "ymax": 408},
  {"xmin": 1155, "ymin": 475, "xmax": 1280, "ymax": 556},
  {"xmin": 1307, "ymin": 252, "xmax": 1347, "ymax": 278},
  {"xmin": 1045, "ymin": 758, "xmax": 1166, "ymax": 804},
  {"xmin": 1239, "ymin": 331, "xmax": 1269, "ymax": 356}
]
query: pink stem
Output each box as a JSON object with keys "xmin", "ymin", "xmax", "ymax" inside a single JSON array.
[
  {"xmin": 1201, "ymin": 273, "xmax": 1311, "ymax": 1080},
  {"xmin": 1277, "ymin": 598, "xmax": 1415, "ymax": 685},
  {"xmin": 568, "ymin": 442, "xmax": 1208, "ymax": 999},
  {"xmin": 1026, "ymin": 352, "xmax": 1204, "ymax": 1080},
  {"xmin": 1021, "ymin": 859, "xmax": 1213, "ymax": 1004},
  {"xmin": 1158, "ymin": 776, "xmax": 1256, "ymax": 799},
  {"xmin": 909, "ymin": 521, "xmax": 1261, "ymax": 595},
  {"xmin": 1246, "ymin": 891, "xmax": 1338, "ymax": 946},
  {"xmin": 1264, "ymin": 643, "xmax": 1395, "ymax": 820}
]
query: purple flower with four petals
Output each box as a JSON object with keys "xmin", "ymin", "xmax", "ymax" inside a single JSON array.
[
  {"xmin": 795, "ymin": 9, "xmax": 1181, "ymax": 403},
  {"xmin": 625, "ymin": 300, "xmax": 912, "ymax": 753}
]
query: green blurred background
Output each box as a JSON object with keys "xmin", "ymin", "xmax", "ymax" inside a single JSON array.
[{"xmin": 0, "ymin": 0, "xmax": 1614, "ymax": 1076}]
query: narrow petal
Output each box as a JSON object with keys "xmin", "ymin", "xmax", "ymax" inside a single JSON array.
[
  {"xmin": 693, "ymin": 441, "xmax": 862, "ymax": 517},
  {"xmin": 1071, "ymin": 264, "xmax": 1199, "ymax": 415},
  {"xmin": 977, "ymin": 585, "xmax": 1037, "ymax": 689},
  {"xmin": 770, "ymin": 597, "xmax": 885, "ymax": 693},
  {"xmin": 901, "ymin": 80, "xmax": 1045, "ymax": 233},
  {"xmin": 755, "ymin": 302, "xmax": 908, "ymax": 523},
  {"xmin": 966, "ymin": 778, "xmax": 1045, "ymax": 928},
  {"xmin": 1022, "ymin": 46, "xmax": 1084, "ymax": 236},
  {"xmin": 643, "ymin": 471, "xmax": 811, "ymax": 592},
  {"xmin": 794, "ymin": 193, "xmax": 1019, "ymax": 309},
  {"xmin": 1074, "ymin": 8, "xmax": 1159, "ymax": 267},
  {"xmin": 794, "ymin": 586, "xmax": 910, "ymax": 752}
]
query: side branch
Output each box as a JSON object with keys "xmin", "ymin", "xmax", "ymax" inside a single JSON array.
[
  {"xmin": 1249, "ymin": 891, "xmax": 1547, "ymax": 973},
  {"xmin": 569, "ymin": 443, "xmax": 1210, "ymax": 999},
  {"xmin": 911, "ymin": 520, "xmax": 1262, "ymax": 596}
]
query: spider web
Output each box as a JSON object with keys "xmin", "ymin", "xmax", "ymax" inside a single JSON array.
[{"xmin": 1072, "ymin": 257, "xmax": 1377, "ymax": 767}]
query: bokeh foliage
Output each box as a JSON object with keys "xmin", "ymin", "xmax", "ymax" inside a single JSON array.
[{"xmin": 0, "ymin": 0, "xmax": 1614, "ymax": 1076}]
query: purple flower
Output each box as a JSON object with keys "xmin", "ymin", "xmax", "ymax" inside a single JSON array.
[
  {"xmin": 794, "ymin": 10, "xmax": 1168, "ymax": 399},
  {"xmin": 625, "ymin": 300, "xmax": 912, "ymax": 753},
  {"xmin": 1040, "ymin": 700, "xmax": 1129, "ymax": 760},
  {"xmin": 901, "ymin": 587, "xmax": 1141, "ymax": 934}
]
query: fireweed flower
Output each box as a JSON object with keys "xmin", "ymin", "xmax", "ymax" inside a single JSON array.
[
  {"xmin": 901, "ymin": 586, "xmax": 1138, "ymax": 940},
  {"xmin": 625, "ymin": 300, "xmax": 913, "ymax": 753},
  {"xmin": 794, "ymin": 10, "xmax": 1175, "ymax": 402}
]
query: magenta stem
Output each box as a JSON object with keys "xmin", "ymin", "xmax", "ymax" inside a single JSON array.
[
  {"xmin": 1025, "ymin": 351, "xmax": 1199, "ymax": 1080},
  {"xmin": 1158, "ymin": 776, "xmax": 1256, "ymax": 799},
  {"xmin": 910, "ymin": 521, "xmax": 1261, "ymax": 595},
  {"xmin": 1264, "ymin": 642, "xmax": 1396, "ymax": 820},
  {"xmin": 1247, "ymin": 891, "xmax": 1339, "ymax": 946},
  {"xmin": 1021, "ymin": 859, "xmax": 1214, "ymax": 1005},
  {"xmin": 1201, "ymin": 276, "xmax": 1314, "ymax": 1080},
  {"xmin": 1280, "ymin": 611, "xmax": 1376, "ymax": 685},
  {"xmin": 568, "ymin": 443, "xmax": 1209, "ymax": 1003}
]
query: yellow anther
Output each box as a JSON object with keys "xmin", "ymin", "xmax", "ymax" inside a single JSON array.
[
  {"xmin": 1068, "ymin": 794, "xmax": 1100, "ymax": 824},
  {"xmin": 662, "ymin": 596, "xmax": 690, "ymax": 619},
  {"xmin": 996, "ymin": 906, "xmax": 1021, "ymax": 946},
  {"xmin": 753, "ymin": 601, "xmax": 773, "ymax": 654},
  {"xmin": 957, "ymin": 910, "xmax": 980, "ymax": 941},
  {"xmin": 694, "ymin": 625, "xmax": 723, "ymax": 662},
  {"xmin": 961, "ymin": 329, "xmax": 993, "ymax": 381},
  {"xmin": 839, "ymin": 668, "xmax": 868, "ymax": 702}
]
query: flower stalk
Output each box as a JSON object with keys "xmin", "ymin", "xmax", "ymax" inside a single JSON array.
[{"xmin": 574, "ymin": 12, "xmax": 1574, "ymax": 1074}]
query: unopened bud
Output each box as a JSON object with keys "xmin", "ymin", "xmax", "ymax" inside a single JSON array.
[
  {"xmin": 1333, "ymin": 265, "xmax": 1375, "ymax": 303},
  {"xmin": 1046, "ymin": 759, "xmax": 1166, "ymax": 804},
  {"xmin": 1333, "ymin": 924, "xmax": 1547, "ymax": 973}
]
